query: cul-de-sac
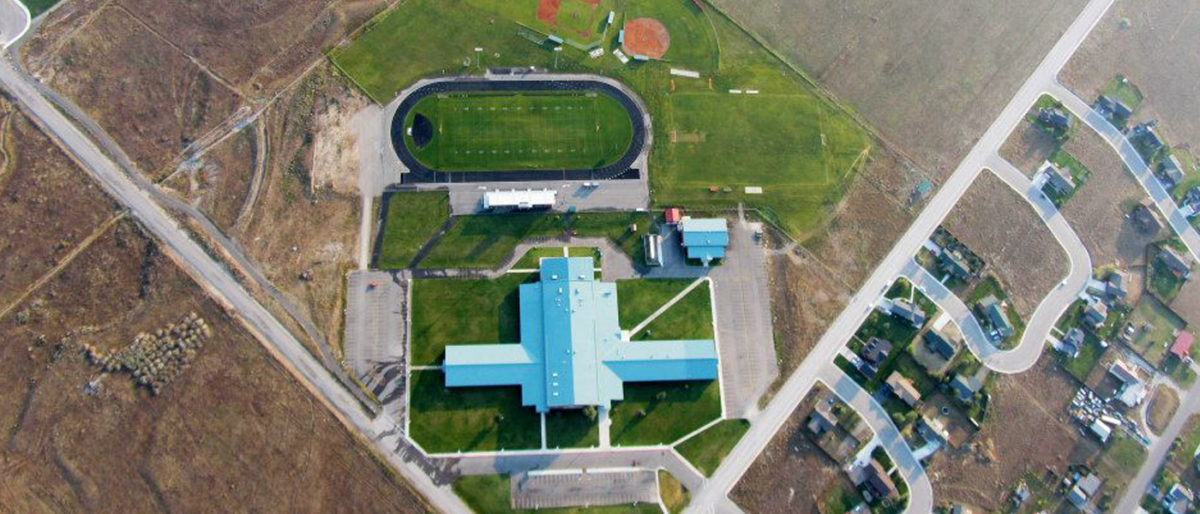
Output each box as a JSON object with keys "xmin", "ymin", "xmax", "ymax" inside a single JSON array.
[{"xmin": 2, "ymin": 0, "xmax": 1200, "ymax": 513}]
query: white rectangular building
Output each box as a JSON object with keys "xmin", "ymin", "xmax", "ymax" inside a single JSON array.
[{"xmin": 483, "ymin": 189, "xmax": 557, "ymax": 210}]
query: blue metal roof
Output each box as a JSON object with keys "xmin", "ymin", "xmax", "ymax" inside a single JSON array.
[
  {"xmin": 442, "ymin": 257, "xmax": 719, "ymax": 412},
  {"xmin": 680, "ymin": 218, "xmax": 729, "ymax": 265}
]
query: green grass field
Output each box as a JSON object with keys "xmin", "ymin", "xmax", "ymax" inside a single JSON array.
[
  {"xmin": 331, "ymin": 0, "xmax": 873, "ymax": 239},
  {"xmin": 18, "ymin": 0, "xmax": 58, "ymax": 16},
  {"xmin": 376, "ymin": 191, "xmax": 449, "ymax": 268},
  {"xmin": 404, "ymin": 91, "xmax": 633, "ymax": 171},
  {"xmin": 410, "ymin": 274, "xmax": 529, "ymax": 366},
  {"xmin": 466, "ymin": 0, "xmax": 618, "ymax": 47},
  {"xmin": 675, "ymin": 419, "xmax": 749, "ymax": 476},
  {"xmin": 409, "ymin": 370, "xmax": 542, "ymax": 453},
  {"xmin": 609, "ymin": 379, "xmax": 722, "ymax": 446}
]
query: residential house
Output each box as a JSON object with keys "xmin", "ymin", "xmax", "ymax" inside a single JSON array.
[
  {"xmin": 977, "ymin": 295, "xmax": 1015, "ymax": 340},
  {"xmin": 1059, "ymin": 327, "xmax": 1085, "ymax": 358},
  {"xmin": 890, "ymin": 298, "xmax": 926, "ymax": 327},
  {"xmin": 1068, "ymin": 473, "xmax": 1103, "ymax": 510},
  {"xmin": 863, "ymin": 460, "xmax": 898, "ymax": 501},
  {"xmin": 807, "ymin": 399, "xmax": 838, "ymax": 435},
  {"xmin": 1171, "ymin": 331, "xmax": 1195, "ymax": 362},
  {"xmin": 1083, "ymin": 300, "xmax": 1108, "ymax": 329},
  {"xmin": 1164, "ymin": 483, "xmax": 1194, "ymax": 514},
  {"xmin": 886, "ymin": 371, "xmax": 922, "ymax": 407},
  {"xmin": 1037, "ymin": 108, "xmax": 1071, "ymax": 130},
  {"xmin": 1133, "ymin": 198, "xmax": 1166, "ymax": 233},
  {"xmin": 1042, "ymin": 162, "xmax": 1076, "ymax": 195},
  {"xmin": 924, "ymin": 330, "xmax": 959, "ymax": 361},
  {"xmin": 1162, "ymin": 154, "xmax": 1187, "ymax": 186},
  {"xmin": 939, "ymin": 250, "xmax": 972, "ymax": 280},
  {"xmin": 918, "ymin": 415, "xmax": 950, "ymax": 447},
  {"xmin": 1097, "ymin": 95, "xmax": 1132, "ymax": 120},
  {"xmin": 862, "ymin": 337, "xmax": 893, "ymax": 366},
  {"xmin": 951, "ymin": 370, "xmax": 987, "ymax": 403},
  {"xmin": 1133, "ymin": 122, "xmax": 1165, "ymax": 152},
  {"xmin": 1159, "ymin": 246, "xmax": 1192, "ymax": 277},
  {"xmin": 1090, "ymin": 419, "xmax": 1112, "ymax": 442},
  {"xmin": 1110, "ymin": 360, "xmax": 1147, "ymax": 408},
  {"xmin": 1106, "ymin": 270, "xmax": 1130, "ymax": 300}
]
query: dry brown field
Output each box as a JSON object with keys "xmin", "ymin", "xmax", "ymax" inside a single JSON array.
[
  {"xmin": 0, "ymin": 103, "xmax": 120, "ymax": 309},
  {"xmin": 164, "ymin": 122, "xmax": 260, "ymax": 231},
  {"xmin": 0, "ymin": 218, "xmax": 428, "ymax": 512},
  {"xmin": 1000, "ymin": 122, "xmax": 1058, "ymax": 176},
  {"xmin": 731, "ymin": 385, "xmax": 859, "ymax": 514},
  {"xmin": 928, "ymin": 359, "xmax": 1097, "ymax": 510},
  {"xmin": 1062, "ymin": 0, "xmax": 1200, "ymax": 149},
  {"xmin": 942, "ymin": 171, "xmax": 1068, "ymax": 317},
  {"xmin": 767, "ymin": 252, "xmax": 852, "ymax": 384},
  {"xmin": 710, "ymin": 0, "xmax": 1089, "ymax": 179}
]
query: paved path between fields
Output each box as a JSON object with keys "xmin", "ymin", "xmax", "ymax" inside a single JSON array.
[{"xmin": 686, "ymin": 0, "xmax": 1115, "ymax": 511}]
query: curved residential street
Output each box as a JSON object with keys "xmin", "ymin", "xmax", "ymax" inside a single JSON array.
[{"xmin": 900, "ymin": 156, "xmax": 1092, "ymax": 374}]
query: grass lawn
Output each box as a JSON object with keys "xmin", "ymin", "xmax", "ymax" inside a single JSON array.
[
  {"xmin": 410, "ymin": 274, "xmax": 529, "ymax": 365},
  {"xmin": 466, "ymin": 0, "xmax": 618, "ymax": 47},
  {"xmin": 659, "ymin": 470, "xmax": 690, "ymax": 514},
  {"xmin": 331, "ymin": 0, "xmax": 873, "ymax": 239},
  {"xmin": 854, "ymin": 311, "xmax": 920, "ymax": 351},
  {"xmin": 1101, "ymin": 74, "xmax": 1144, "ymax": 113},
  {"xmin": 402, "ymin": 90, "xmax": 633, "ymax": 171},
  {"xmin": 1096, "ymin": 432, "xmax": 1147, "ymax": 497},
  {"xmin": 892, "ymin": 352, "xmax": 939, "ymax": 395},
  {"xmin": 453, "ymin": 474, "xmax": 662, "ymax": 514},
  {"xmin": 1170, "ymin": 415, "xmax": 1200, "ymax": 471},
  {"xmin": 416, "ymin": 211, "xmax": 653, "ymax": 269},
  {"xmin": 1148, "ymin": 258, "xmax": 1187, "ymax": 302},
  {"xmin": 966, "ymin": 275, "xmax": 1025, "ymax": 349},
  {"xmin": 616, "ymin": 279, "xmax": 693, "ymax": 326},
  {"xmin": 1163, "ymin": 356, "xmax": 1196, "ymax": 388},
  {"xmin": 513, "ymin": 246, "xmax": 600, "ymax": 269},
  {"xmin": 609, "ymin": 380, "xmax": 722, "ymax": 446},
  {"xmin": 546, "ymin": 409, "xmax": 600, "ymax": 448},
  {"xmin": 822, "ymin": 484, "xmax": 866, "ymax": 514},
  {"xmin": 18, "ymin": 0, "xmax": 57, "ymax": 16},
  {"xmin": 1128, "ymin": 295, "xmax": 1187, "ymax": 365},
  {"xmin": 409, "ymin": 370, "xmax": 541, "ymax": 453},
  {"xmin": 1061, "ymin": 330, "xmax": 1106, "ymax": 383},
  {"xmin": 618, "ymin": 280, "xmax": 713, "ymax": 340},
  {"xmin": 675, "ymin": 419, "xmax": 749, "ymax": 476},
  {"xmin": 376, "ymin": 191, "xmax": 449, "ymax": 268},
  {"xmin": 1045, "ymin": 148, "xmax": 1092, "ymax": 207}
]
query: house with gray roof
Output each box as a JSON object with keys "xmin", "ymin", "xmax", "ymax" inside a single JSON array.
[
  {"xmin": 890, "ymin": 298, "xmax": 926, "ymax": 327},
  {"xmin": 938, "ymin": 250, "xmax": 972, "ymax": 280},
  {"xmin": 924, "ymin": 330, "xmax": 958, "ymax": 361},
  {"xmin": 1162, "ymin": 154, "xmax": 1187, "ymax": 186},
  {"xmin": 1159, "ymin": 245, "xmax": 1192, "ymax": 277},
  {"xmin": 1083, "ymin": 300, "xmax": 1108, "ymax": 329},
  {"xmin": 1041, "ymin": 162, "xmax": 1075, "ymax": 195},
  {"xmin": 977, "ymin": 295, "xmax": 1014, "ymax": 340}
]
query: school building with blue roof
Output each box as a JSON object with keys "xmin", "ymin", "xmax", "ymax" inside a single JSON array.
[{"xmin": 443, "ymin": 257, "xmax": 719, "ymax": 413}]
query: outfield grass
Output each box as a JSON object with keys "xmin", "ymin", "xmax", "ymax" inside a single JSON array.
[
  {"xmin": 453, "ymin": 474, "xmax": 662, "ymax": 514},
  {"xmin": 609, "ymin": 379, "xmax": 722, "ymax": 446},
  {"xmin": 466, "ymin": 0, "xmax": 618, "ymax": 47},
  {"xmin": 675, "ymin": 419, "xmax": 749, "ymax": 476},
  {"xmin": 415, "ymin": 211, "xmax": 653, "ymax": 269},
  {"xmin": 376, "ymin": 191, "xmax": 449, "ymax": 268},
  {"xmin": 410, "ymin": 274, "xmax": 529, "ymax": 365},
  {"xmin": 18, "ymin": 0, "xmax": 58, "ymax": 16},
  {"xmin": 331, "ymin": 0, "xmax": 873, "ymax": 239},
  {"xmin": 409, "ymin": 370, "xmax": 541, "ymax": 453},
  {"xmin": 403, "ymin": 90, "xmax": 633, "ymax": 171}
]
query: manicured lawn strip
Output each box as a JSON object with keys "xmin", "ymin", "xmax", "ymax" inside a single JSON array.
[
  {"xmin": 377, "ymin": 191, "xmax": 449, "ymax": 268},
  {"xmin": 632, "ymin": 282, "xmax": 713, "ymax": 340},
  {"xmin": 410, "ymin": 274, "xmax": 530, "ymax": 366},
  {"xmin": 610, "ymin": 380, "xmax": 722, "ymax": 446},
  {"xmin": 854, "ymin": 311, "xmax": 919, "ymax": 351},
  {"xmin": 545, "ymin": 409, "xmax": 600, "ymax": 449},
  {"xmin": 18, "ymin": 0, "xmax": 58, "ymax": 16},
  {"xmin": 1101, "ymin": 74, "xmax": 1144, "ymax": 112},
  {"xmin": 404, "ymin": 90, "xmax": 634, "ymax": 171},
  {"xmin": 418, "ymin": 211, "xmax": 653, "ymax": 269},
  {"xmin": 659, "ymin": 470, "xmax": 690, "ymax": 514},
  {"xmin": 453, "ymin": 474, "xmax": 662, "ymax": 513},
  {"xmin": 1061, "ymin": 330, "xmax": 1105, "ymax": 382},
  {"xmin": 513, "ymin": 246, "xmax": 601, "ymax": 269},
  {"xmin": 675, "ymin": 419, "xmax": 749, "ymax": 476},
  {"xmin": 616, "ymin": 279, "xmax": 692, "ymax": 327},
  {"xmin": 1148, "ymin": 258, "xmax": 1187, "ymax": 301},
  {"xmin": 409, "ymin": 371, "xmax": 541, "ymax": 453},
  {"xmin": 1096, "ymin": 432, "xmax": 1147, "ymax": 498},
  {"xmin": 1128, "ymin": 295, "xmax": 1186, "ymax": 365}
]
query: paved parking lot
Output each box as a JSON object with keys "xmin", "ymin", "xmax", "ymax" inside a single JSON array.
[
  {"xmin": 510, "ymin": 469, "xmax": 659, "ymax": 509},
  {"xmin": 345, "ymin": 270, "xmax": 407, "ymax": 418}
]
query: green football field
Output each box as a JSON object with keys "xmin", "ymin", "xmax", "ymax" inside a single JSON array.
[{"xmin": 404, "ymin": 91, "xmax": 634, "ymax": 171}]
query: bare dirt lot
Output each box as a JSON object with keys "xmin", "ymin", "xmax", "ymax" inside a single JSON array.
[
  {"xmin": 927, "ymin": 359, "xmax": 1099, "ymax": 510},
  {"xmin": 233, "ymin": 66, "xmax": 363, "ymax": 344},
  {"xmin": 1170, "ymin": 278, "xmax": 1200, "ymax": 328},
  {"xmin": 0, "ymin": 104, "xmax": 119, "ymax": 310},
  {"xmin": 731, "ymin": 384, "xmax": 859, "ymax": 513},
  {"xmin": 164, "ymin": 122, "xmax": 260, "ymax": 231},
  {"xmin": 942, "ymin": 171, "xmax": 1068, "ymax": 317},
  {"xmin": 26, "ymin": 5, "xmax": 243, "ymax": 180},
  {"xmin": 1060, "ymin": 125, "xmax": 1162, "ymax": 302},
  {"xmin": 711, "ymin": 0, "xmax": 1089, "ymax": 179},
  {"xmin": 1000, "ymin": 122, "xmax": 1058, "ymax": 176},
  {"xmin": 0, "ymin": 218, "xmax": 428, "ymax": 512},
  {"xmin": 1062, "ymin": 0, "xmax": 1200, "ymax": 149}
]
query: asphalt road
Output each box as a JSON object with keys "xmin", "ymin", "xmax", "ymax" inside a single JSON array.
[
  {"xmin": 0, "ymin": 54, "xmax": 471, "ymax": 513},
  {"xmin": 0, "ymin": 0, "xmax": 28, "ymax": 49},
  {"xmin": 687, "ymin": 0, "xmax": 1116, "ymax": 511}
]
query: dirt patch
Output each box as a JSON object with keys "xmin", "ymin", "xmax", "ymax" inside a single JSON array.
[
  {"xmin": 538, "ymin": 0, "xmax": 561, "ymax": 25},
  {"xmin": 164, "ymin": 123, "xmax": 259, "ymax": 231},
  {"xmin": 1061, "ymin": 126, "xmax": 1161, "ymax": 302},
  {"xmin": 928, "ymin": 359, "xmax": 1099, "ymax": 510},
  {"xmin": 1170, "ymin": 279, "xmax": 1200, "ymax": 328},
  {"xmin": 710, "ymin": 0, "xmax": 1089, "ymax": 180},
  {"xmin": 767, "ymin": 252, "xmax": 853, "ymax": 381},
  {"xmin": 731, "ymin": 384, "xmax": 860, "ymax": 513},
  {"xmin": 942, "ymin": 171, "xmax": 1068, "ymax": 317},
  {"xmin": 623, "ymin": 18, "xmax": 670, "ymax": 59},
  {"xmin": 1062, "ymin": 0, "xmax": 1200, "ymax": 149},
  {"xmin": 28, "ymin": 6, "xmax": 242, "ymax": 180},
  {"xmin": 312, "ymin": 92, "xmax": 371, "ymax": 195},
  {"xmin": 1147, "ymin": 384, "xmax": 1179, "ymax": 436},
  {"xmin": 0, "ymin": 219, "xmax": 428, "ymax": 511},
  {"xmin": 0, "ymin": 104, "xmax": 120, "ymax": 309},
  {"xmin": 1000, "ymin": 122, "xmax": 1058, "ymax": 176},
  {"xmin": 233, "ymin": 66, "xmax": 362, "ymax": 344}
]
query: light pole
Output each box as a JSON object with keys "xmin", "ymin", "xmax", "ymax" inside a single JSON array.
[{"xmin": 554, "ymin": 46, "xmax": 562, "ymax": 70}]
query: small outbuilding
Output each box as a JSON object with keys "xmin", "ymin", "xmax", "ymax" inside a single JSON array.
[{"xmin": 680, "ymin": 217, "xmax": 729, "ymax": 266}]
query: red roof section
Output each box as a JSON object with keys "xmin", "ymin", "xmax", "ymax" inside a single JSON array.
[
  {"xmin": 1171, "ymin": 331, "xmax": 1195, "ymax": 360},
  {"xmin": 665, "ymin": 208, "xmax": 683, "ymax": 224}
]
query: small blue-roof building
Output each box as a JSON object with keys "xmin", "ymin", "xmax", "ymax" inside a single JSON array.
[
  {"xmin": 443, "ymin": 257, "xmax": 719, "ymax": 413},
  {"xmin": 680, "ymin": 218, "xmax": 729, "ymax": 266}
]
